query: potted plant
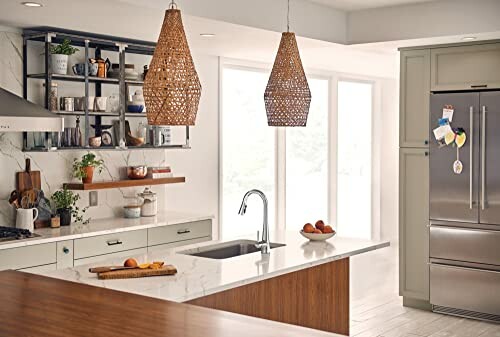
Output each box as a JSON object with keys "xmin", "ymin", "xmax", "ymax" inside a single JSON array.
[
  {"xmin": 51, "ymin": 188, "xmax": 89, "ymax": 226},
  {"xmin": 72, "ymin": 153, "xmax": 104, "ymax": 184},
  {"xmin": 50, "ymin": 38, "xmax": 79, "ymax": 75}
]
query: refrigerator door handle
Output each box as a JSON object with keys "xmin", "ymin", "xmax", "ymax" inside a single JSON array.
[
  {"xmin": 470, "ymin": 106, "xmax": 473, "ymax": 209},
  {"xmin": 481, "ymin": 105, "xmax": 486, "ymax": 210}
]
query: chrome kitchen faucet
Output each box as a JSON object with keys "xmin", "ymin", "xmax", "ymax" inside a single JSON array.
[{"xmin": 238, "ymin": 189, "xmax": 271, "ymax": 254}]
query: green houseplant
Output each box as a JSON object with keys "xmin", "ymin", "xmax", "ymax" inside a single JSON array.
[
  {"xmin": 72, "ymin": 153, "xmax": 104, "ymax": 184},
  {"xmin": 51, "ymin": 188, "xmax": 89, "ymax": 226},
  {"xmin": 50, "ymin": 38, "xmax": 79, "ymax": 75}
]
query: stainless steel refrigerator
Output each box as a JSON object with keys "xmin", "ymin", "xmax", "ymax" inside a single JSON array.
[{"xmin": 429, "ymin": 91, "xmax": 500, "ymax": 322}]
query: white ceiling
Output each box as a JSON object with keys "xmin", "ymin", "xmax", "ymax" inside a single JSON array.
[{"xmin": 307, "ymin": 0, "xmax": 438, "ymax": 11}]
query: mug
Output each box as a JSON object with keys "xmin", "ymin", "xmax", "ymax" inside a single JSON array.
[
  {"xmin": 63, "ymin": 97, "xmax": 75, "ymax": 112},
  {"xmin": 94, "ymin": 97, "xmax": 107, "ymax": 112},
  {"xmin": 89, "ymin": 63, "xmax": 98, "ymax": 76},
  {"xmin": 16, "ymin": 208, "xmax": 38, "ymax": 232},
  {"xmin": 72, "ymin": 63, "xmax": 86, "ymax": 76},
  {"xmin": 87, "ymin": 96, "xmax": 95, "ymax": 112}
]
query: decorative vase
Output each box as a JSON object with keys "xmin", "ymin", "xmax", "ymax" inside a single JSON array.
[
  {"xmin": 82, "ymin": 166, "xmax": 95, "ymax": 184},
  {"xmin": 51, "ymin": 54, "xmax": 69, "ymax": 75},
  {"xmin": 57, "ymin": 208, "xmax": 71, "ymax": 226}
]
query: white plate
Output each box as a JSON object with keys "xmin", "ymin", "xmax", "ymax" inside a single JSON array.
[{"xmin": 300, "ymin": 230, "xmax": 336, "ymax": 241}]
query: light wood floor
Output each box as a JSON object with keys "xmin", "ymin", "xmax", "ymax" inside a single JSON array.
[{"xmin": 349, "ymin": 246, "xmax": 499, "ymax": 337}]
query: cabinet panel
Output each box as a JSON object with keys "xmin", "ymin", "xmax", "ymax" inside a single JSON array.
[
  {"xmin": 74, "ymin": 248, "xmax": 147, "ymax": 266},
  {"xmin": 431, "ymin": 43, "xmax": 500, "ymax": 91},
  {"xmin": 400, "ymin": 49, "xmax": 431, "ymax": 148},
  {"xmin": 74, "ymin": 229, "xmax": 147, "ymax": 260},
  {"xmin": 399, "ymin": 148, "xmax": 429, "ymax": 300},
  {"xmin": 148, "ymin": 237, "xmax": 211, "ymax": 253},
  {"xmin": 19, "ymin": 263, "xmax": 57, "ymax": 273},
  {"xmin": 0, "ymin": 243, "xmax": 56, "ymax": 271},
  {"xmin": 148, "ymin": 220, "xmax": 212, "ymax": 247}
]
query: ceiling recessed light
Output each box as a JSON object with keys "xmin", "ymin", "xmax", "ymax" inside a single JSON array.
[
  {"xmin": 462, "ymin": 36, "xmax": 477, "ymax": 41},
  {"xmin": 200, "ymin": 33, "xmax": 215, "ymax": 38},
  {"xmin": 21, "ymin": 2, "xmax": 43, "ymax": 7}
]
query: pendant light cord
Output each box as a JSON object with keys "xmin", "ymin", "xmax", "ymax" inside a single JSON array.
[
  {"xmin": 287, "ymin": 0, "xmax": 290, "ymax": 32},
  {"xmin": 169, "ymin": 0, "xmax": 177, "ymax": 9}
]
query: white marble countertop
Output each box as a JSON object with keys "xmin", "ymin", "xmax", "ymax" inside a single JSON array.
[
  {"xmin": 39, "ymin": 231, "xmax": 390, "ymax": 303},
  {"xmin": 0, "ymin": 211, "xmax": 214, "ymax": 250}
]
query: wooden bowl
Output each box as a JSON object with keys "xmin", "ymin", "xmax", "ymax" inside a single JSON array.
[{"xmin": 300, "ymin": 230, "xmax": 335, "ymax": 241}]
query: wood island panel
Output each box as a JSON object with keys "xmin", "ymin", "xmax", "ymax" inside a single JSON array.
[
  {"xmin": 188, "ymin": 258, "xmax": 350, "ymax": 336},
  {"xmin": 0, "ymin": 270, "xmax": 337, "ymax": 337}
]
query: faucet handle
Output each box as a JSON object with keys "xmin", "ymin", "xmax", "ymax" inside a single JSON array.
[{"xmin": 257, "ymin": 230, "xmax": 260, "ymax": 243}]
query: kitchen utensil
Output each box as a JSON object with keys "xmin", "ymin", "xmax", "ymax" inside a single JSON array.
[
  {"xmin": 87, "ymin": 96, "xmax": 95, "ymax": 112},
  {"xmin": 89, "ymin": 62, "xmax": 98, "ymax": 76},
  {"xmin": 299, "ymin": 230, "xmax": 336, "ymax": 241},
  {"xmin": 15, "ymin": 208, "xmax": 38, "ymax": 232},
  {"xmin": 97, "ymin": 265, "xmax": 177, "ymax": 280},
  {"xmin": 127, "ymin": 104, "xmax": 144, "ymax": 113},
  {"xmin": 16, "ymin": 158, "xmax": 41, "ymax": 198},
  {"xmin": 9, "ymin": 191, "xmax": 20, "ymax": 209},
  {"xmin": 63, "ymin": 97, "xmax": 75, "ymax": 111},
  {"xmin": 138, "ymin": 187, "xmax": 157, "ymax": 217},
  {"xmin": 72, "ymin": 63, "xmax": 86, "ymax": 76},
  {"xmin": 34, "ymin": 190, "xmax": 52, "ymax": 229},
  {"xmin": 88, "ymin": 266, "xmax": 138, "ymax": 273},
  {"xmin": 127, "ymin": 166, "xmax": 148, "ymax": 179},
  {"xmin": 97, "ymin": 58, "xmax": 111, "ymax": 78}
]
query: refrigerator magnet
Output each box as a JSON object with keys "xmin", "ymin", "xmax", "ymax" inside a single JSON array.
[
  {"xmin": 453, "ymin": 147, "xmax": 463, "ymax": 174},
  {"xmin": 442, "ymin": 105, "xmax": 454, "ymax": 122}
]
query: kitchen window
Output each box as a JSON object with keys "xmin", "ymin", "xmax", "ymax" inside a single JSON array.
[{"xmin": 220, "ymin": 62, "xmax": 376, "ymax": 239}]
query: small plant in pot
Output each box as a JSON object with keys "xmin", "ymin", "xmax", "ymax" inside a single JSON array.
[
  {"xmin": 51, "ymin": 188, "xmax": 89, "ymax": 226},
  {"xmin": 73, "ymin": 152, "xmax": 104, "ymax": 184},
  {"xmin": 50, "ymin": 38, "xmax": 79, "ymax": 75}
]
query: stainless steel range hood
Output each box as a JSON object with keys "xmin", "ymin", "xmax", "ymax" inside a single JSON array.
[{"xmin": 0, "ymin": 87, "xmax": 64, "ymax": 132}]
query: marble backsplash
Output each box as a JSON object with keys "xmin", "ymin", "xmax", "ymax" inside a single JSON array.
[{"xmin": 0, "ymin": 29, "xmax": 169, "ymax": 226}]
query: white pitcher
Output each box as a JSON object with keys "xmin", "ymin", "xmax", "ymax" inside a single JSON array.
[{"xmin": 16, "ymin": 208, "xmax": 38, "ymax": 232}]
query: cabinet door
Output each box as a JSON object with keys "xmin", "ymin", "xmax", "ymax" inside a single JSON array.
[
  {"xmin": 399, "ymin": 148, "xmax": 429, "ymax": 300},
  {"xmin": 431, "ymin": 43, "xmax": 500, "ymax": 91},
  {"xmin": 400, "ymin": 49, "xmax": 431, "ymax": 148},
  {"xmin": 74, "ymin": 248, "xmax": 147, "ymax": 266}
]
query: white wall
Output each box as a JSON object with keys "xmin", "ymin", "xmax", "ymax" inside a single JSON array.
[{"xmin": 347, "ymin": 0, "xmax": 500, "ymax": 44}]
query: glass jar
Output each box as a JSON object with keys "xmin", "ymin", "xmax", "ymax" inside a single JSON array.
[
  {"xmin": 47, "ymin": 83, "xmax": 58, "ymax": 112},
  {"xmin": 138, "ymin": 188, "xmax": 157, "ymax": 217}
]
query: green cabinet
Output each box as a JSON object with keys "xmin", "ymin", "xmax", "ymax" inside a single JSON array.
[
  {"xmin": 399, "ymin": 148, "xmax": 429, "ymax": 302},
  {"xmin": 399, "ymin": 49, "xmax": 430, "ymax": 148}
]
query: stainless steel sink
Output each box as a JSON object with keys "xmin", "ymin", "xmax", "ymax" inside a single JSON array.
[{"xmin": 179, "ymin": 240, "xmax": 286, "ymax": 259}]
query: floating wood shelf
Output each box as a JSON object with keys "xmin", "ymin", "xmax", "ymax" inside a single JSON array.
[{"xmin": 63, "ymin": 177, "xmax": 186, "ymax": 191}]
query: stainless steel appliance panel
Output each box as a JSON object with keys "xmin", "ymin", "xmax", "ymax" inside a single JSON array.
[
  {"xmin": 430, "ymin": 93, "xmax": 480, "ymax": 223},
  {"xmin": 480, "ymin": 91, "xmax": 500, "ymax": 225},
  {"xmin": 430, "ymin": 263, "xmax": 500, "ymax": 316},
  {"xmin": 429, "ymin": 224, "xmax": 500, "ymax": 265}
]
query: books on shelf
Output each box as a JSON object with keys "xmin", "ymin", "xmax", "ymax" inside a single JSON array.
[{"xmin": 150, "ymin": 166, "xmax": 173, "ymax": 179}]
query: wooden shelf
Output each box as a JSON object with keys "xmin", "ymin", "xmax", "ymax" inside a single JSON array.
[{"xmin": 63, "ymin": 177, "xmax": 185, "ymax": 191}]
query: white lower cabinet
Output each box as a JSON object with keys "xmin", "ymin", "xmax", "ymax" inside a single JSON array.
[
  {"xmin": 74, "ymin": 248, "xmax": 148, "ymax": 266},
  {"xmin": 1, "ymin": 219, "xmax": 212, "ymax": 272}
]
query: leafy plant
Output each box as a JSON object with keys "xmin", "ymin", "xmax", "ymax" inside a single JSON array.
[
  {"xmin": 51, "ymin": 188, "xmax": 90, "ymax": 225},
  {"xmin": 72, "ymin": 152, "xmax": 104, "ymax": 180},
  {"xmin": 50, "ymin": 39, "xmax": 79, "ymax": 55}
]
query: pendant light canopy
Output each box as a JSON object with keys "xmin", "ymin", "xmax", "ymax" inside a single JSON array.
[
  {"xmin": 144, "ymin": 1, "xmax": 201, "ymax": 126},
  {"xmin": 264, "ymin": 0, "xmax": 311, "ymax": 127}
]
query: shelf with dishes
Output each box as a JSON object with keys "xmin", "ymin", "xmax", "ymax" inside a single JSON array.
[
  {"xmin": 63, "ymin": 176, "xmax": 186, "ymax": 191},
  {"xmin": 22, "ymin": 27, "xmax": 190, "ymax": 152}
]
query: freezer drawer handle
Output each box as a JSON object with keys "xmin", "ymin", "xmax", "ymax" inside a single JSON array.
[
  {"xmin": 481, "ymin": 106, "xmax": 486, "ymax": 210},
  {"xmin": 471, "ymin": 84, "xmax": 488, "ymax": 89},
  {"xmin": 431, "ymin": 262, "xmax": 500, "ymax": 275},
  {"xmin": 177, "ymin": 229, "xmax": 191, "ymax": 235},
  {"xmin": 470, "ymin": 106, "xmax": 474, "ymax": 209}
]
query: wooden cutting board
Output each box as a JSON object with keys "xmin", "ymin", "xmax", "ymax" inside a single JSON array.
[
  {"xmin": 16, "ymin": 158, "xmax": 41, "ymax": 195},
  {"xmin": 97, "ymin": 265, "xmax": 177, "ymax": 280}
]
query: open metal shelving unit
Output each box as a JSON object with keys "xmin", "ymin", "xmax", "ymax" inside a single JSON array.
[{"xmin": 22, "ymin": 27, "xmax": 190, "ymax": 152}]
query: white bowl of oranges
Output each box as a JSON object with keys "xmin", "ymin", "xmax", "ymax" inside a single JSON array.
[{"xmin": 300, "ymin": 220, "xmax": 336, "ymax": 241}]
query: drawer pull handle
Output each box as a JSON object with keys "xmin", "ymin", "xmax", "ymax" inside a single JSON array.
[
  {"xmin": 471, "ymin": 84, "xmax": 487, "ymax": 88},
  {"xmin": 107, "ymin": 240, "xmax": 123, "ymax": 246},
  {"xmin": 177, "ymin": 229, "xmax": 191, "ymax": 235}
]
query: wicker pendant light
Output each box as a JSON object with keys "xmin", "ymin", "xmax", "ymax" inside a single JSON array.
[
  {"xmin": 144, "ymin": 0, "xmax": 201, "ymax": 126},
  {"xmin": 264, "ymin": 0, "xmax": 311, "ymax": 127}
]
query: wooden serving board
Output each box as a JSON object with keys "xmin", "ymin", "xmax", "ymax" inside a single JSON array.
[
  {"xmin": 16, "ymin": 159, "xmax": 41, "ymax": 195},
  {"xmin": 97, "ymin": 265, "xmax": 177, "ymax": 280}
]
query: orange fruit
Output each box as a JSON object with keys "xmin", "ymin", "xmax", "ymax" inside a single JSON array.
[
  {"xmin": 323, "ymin": 225, "xmax": 334, "ymax": 234},
  {"xmin": 303, "ymin": 223, "xmax": 315, "ymax": 233},
  {"xmin": 124, "ymin": 258, "xmax": 138, "ymax": 268}
]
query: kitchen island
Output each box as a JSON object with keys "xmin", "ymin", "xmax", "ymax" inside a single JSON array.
[{"xmin": 37, "ymin": 231, "xmax": 390, "ymax": 335}]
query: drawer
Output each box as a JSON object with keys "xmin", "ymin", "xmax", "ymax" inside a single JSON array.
[
  {"xmin": 148, "ymin": 220, "xmax": 212, "ymax": 246},
  {"xmin": 148, "ymin": 236, "xmax": 211, "ymax": 253},
  {"xmin": 430, "ymin": 225, "xmax": 500, "ymax": 265},
  {"xmin": 74, "ymin": 229, "xmax": 147, "ymax": 259},
  {"xmin": 74, "ymin": 248, "xmax": 147, "ymax": 266},
  {"xmin": 19, "ymin": 263, "xmax": 57, "ymax": 274},
  {"xmin": 430, "ymin": 263, "xmax": 500, "ymax": 316},
  {"xmin": 0, "ymin": 243, "xmax": 56, "ymax": 271}
]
